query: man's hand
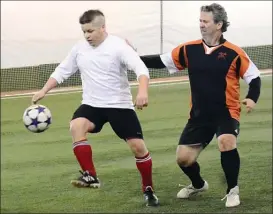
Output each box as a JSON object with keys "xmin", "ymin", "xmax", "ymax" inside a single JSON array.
[
  {"xmin": 241, "ymin": 98, "xmax": 256, "ymax": 113},
  {"xmin": 31, "ymin": 77, "xmax": 58, "ymax": 104},
  {"xmin": 32, "ymin": 90, "xmax": 46, "ymax": 104},
  {"xmin": 135, "ymin": 75, "xmax": 149, "ymax": 110},
  {"xmin": 134, "ymin": 91, "xmax": 148, "ymax": 110}
]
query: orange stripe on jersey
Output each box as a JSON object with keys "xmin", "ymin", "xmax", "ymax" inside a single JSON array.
[
  {"xmin": 183, "ymin": 46, "xmax": 188, "ymax": 68},
  {"xmin": 171, "ymin": 44, "xmax": 184, "ymax": 70},
  {"xmin": 225, "ymin": 56, "xmax": 241, "ymax": 121},
  {"xmin": 171, "ymin": 40, "xmax": 202, "ymax": 70},
  {"xmin": 224, "ymin": 41, "xmax": 250, "ymax": 78},
  {"xmin": 185, "ymin": 40, "xmax": 202, "ymax": 119},
  {"xmin": 184, "ymin": 40, "xmax": 203, "ymax": 67}
]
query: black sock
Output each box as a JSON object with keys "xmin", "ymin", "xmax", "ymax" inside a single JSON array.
[
  {"xmin": 221, "ymin": 148, "xmax": 240, "ymax": 194},
  {"xmin": 179, "ymin": 162, "xmax": 205, "ymax": 189}
]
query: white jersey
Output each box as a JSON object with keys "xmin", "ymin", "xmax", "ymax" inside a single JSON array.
[{"xmin": 50, "ymin": 35, "xmax": 149, "ymax": 110}]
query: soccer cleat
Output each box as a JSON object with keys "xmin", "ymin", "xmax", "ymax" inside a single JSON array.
[
  {"xmin": 71, "ymin": 170, "xmax": 100, "ymax": 188},
  {"xmin": 143, "ymin": 186, "xmax": 159, "ymax": 207},
  {"xmin": 177, "ymin": 180, "xmax": 209, "ymax": 199},
  {"xmin": 221, "ymin": 186, "xmax": 240, "ymax": 207}
]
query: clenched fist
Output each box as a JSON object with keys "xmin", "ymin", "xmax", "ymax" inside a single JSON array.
[
  {"xmin": 134, "ymin": 91, "xmax": 148, "ymax": 110},
  {"xmin": 241, "ymin": 98, "xmax": 256, "ymax": 113}
]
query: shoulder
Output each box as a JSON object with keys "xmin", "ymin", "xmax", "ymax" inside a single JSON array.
[
  {"xmin": 223, "ymin": 41, "xmax": 247, "ymax": 57},
  {"xmin": 107, "ymin": 34, "xmax": 128, "ymax": 46},
  {"xmin": 184, "ymin": 39, "xmax": 203, "ymax": 46},
  {"xmin": 172, "ymin": 39, "xmax": 203, "ymax": 52},
  {"xmin": 107, "ymin": 35, "xmax": 136, "ymax": 57},
  {"xmin": 70, "ymin": 39, "xmax": 89, "ymax": 52},
  {"xmin": 180, "ymin": 39, "xmax": 203, "ymax": 48}
]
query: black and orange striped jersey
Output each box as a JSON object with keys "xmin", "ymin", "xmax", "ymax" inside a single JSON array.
[{"xmin": 159, "ymin": 36, "xmax": 260, "ymax": 122}]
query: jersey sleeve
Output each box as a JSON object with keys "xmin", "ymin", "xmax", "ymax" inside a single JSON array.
[
  {"xmin": 160, "ymin": 44, "xmax": 186, "ymax": 74},
  {"xmin": 237, "ymin": 51, "xmax": 260, "ymax": 84},
  {"xmin": 120, "ymin": 42, "xmax": 150, "ymax": 80},
  {"xmin": 50, "ymin": 43, "xmax": 79, "ymax": 84}
]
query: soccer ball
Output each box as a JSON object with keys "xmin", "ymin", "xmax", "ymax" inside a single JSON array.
[{"xmin": 23, "ymin": 104, "xmax": 52, "ymax": 133}]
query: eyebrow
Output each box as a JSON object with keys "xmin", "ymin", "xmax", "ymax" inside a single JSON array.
[{"xmin": 83, "ymin": 29, "xmax": 95, "ymax": 33}]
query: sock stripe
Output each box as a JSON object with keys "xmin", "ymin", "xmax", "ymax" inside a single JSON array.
[
  {"xmin": 135, "ymin": 155, "xmax": 151, "ymax": 163},
  {"xmin": 73, "ymin": 141, "xmax": 89, "ymax": 149},
  {"xmin": 135, "ymin": 152, "xmax": 149, "ymax": 159}
]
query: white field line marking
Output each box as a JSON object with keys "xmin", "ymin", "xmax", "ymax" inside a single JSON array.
[{"xmin": 2, "ymin": 72, "xmax": 272, "ymax": 100}]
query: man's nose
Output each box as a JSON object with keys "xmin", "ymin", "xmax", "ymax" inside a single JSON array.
[{"xmin": 85, "ymin": 33, "xmax": 91, "ymax": 39}]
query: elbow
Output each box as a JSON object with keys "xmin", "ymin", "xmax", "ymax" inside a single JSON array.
[
  {"xmin": 50, "ymin": 66, "xmax": 72, "ymax": 84},
  {"xmin": 50, "ymin": 73, "xmax": 64, "ymax": 84},
  {"xmin": 137, "ymin": 73, "xmax": 150, "ymax": 81}
]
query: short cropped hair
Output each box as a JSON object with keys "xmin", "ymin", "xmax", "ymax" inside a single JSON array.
[
  {"xmin": 79, "ymin": 9, "xmax": 104, "ymax": 24},
  {"xmin": 201, "ymin": 3, "xmax": 230, "ymax": 32}
]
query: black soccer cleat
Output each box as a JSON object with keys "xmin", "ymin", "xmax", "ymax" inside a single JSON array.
[
  {"xmin": 71, "ymin": 170, "xmax": 100, "ymax": 188},
  {"xmin": 143, "ymin": 186, "xmax": 159, "ymax": 207}
]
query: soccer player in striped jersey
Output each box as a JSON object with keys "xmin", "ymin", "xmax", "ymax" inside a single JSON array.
[
  {"xmin": 139, "ymin": 3, "xmax": 261, "ymax": 208},
  {"xmin": 32, "ymin": 9, "xmax": 159, "ymax": 207}
]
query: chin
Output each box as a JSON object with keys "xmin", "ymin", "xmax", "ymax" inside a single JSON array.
[{"xmin": 88, "ymin": 42, "xmax": 96, "ymax": 47}]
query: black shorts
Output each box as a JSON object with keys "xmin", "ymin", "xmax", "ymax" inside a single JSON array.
[
  {"xmin": 179, "ymin": 118, "xmax": 240, "ymax": 148},
  {"xmin": 71, "ymin": 104, "xmax": 143, "ymax": 141}
]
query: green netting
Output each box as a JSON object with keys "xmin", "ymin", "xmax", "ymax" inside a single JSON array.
[{"xmin": 1, "ymin": 45, "xmax": 272, "ymax": 92}]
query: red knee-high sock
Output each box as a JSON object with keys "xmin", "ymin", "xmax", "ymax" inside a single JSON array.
[
  {"xmin": 73, "ymin": 139, "xmax": 97, "ymax": 177},
  {"xmin": 135, "ymin": 152, "xmax": 153, "ymax": 192}
]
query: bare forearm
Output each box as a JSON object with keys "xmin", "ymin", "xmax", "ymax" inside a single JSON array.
[
  {"xmin": 138, "ymin": 75, "xmax": 149, "ymax": 94},
  {"xmin": 41, "ymin": 77, "xmax": 58, "ymax": 94}
]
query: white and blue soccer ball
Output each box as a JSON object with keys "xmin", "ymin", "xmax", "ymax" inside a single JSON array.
[{"xmin": 23, "ymin": 104, "xmax": 52, "ymax": 133}]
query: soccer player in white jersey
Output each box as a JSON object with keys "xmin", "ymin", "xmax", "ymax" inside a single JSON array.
[{"xmin": 32, "ymin": 9, "xmax": 159, "ymax": 207}]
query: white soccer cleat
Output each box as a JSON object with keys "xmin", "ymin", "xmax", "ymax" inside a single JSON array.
[
  {"xmin": 221, "ymin": 186, "xmax": 240, "ymax": 207},
  {"xmin": 177, "ymin": 180, "xmax": 209, "ymax": 199}
]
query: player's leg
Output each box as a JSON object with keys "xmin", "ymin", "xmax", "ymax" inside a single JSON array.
[
  {"xmin": 107, "ymin": 108, "xmax": 159, "ymax": 207},
  {"xmin": 176, "ymin": 120, "xmax": 215, "ymax": 199},
  {"xmin": 216, "ymin": 118, "xmax": 240, "ymax": 207},
  {"xmin": 70, "ymin": 104, "xmax": 106, "ymax": 188}
]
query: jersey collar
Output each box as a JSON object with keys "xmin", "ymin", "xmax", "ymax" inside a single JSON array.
[{"xmin": 202, "ymin": 34, "xmax": 226, "ymax": 48}]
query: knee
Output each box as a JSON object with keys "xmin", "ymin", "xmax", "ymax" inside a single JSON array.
[
  {"xmin": 70, "ymin": 119, "xmax": 84, "ymax": 134},
  {"xmin": 176, "ymin": 155, "xmax": 196, "ymax": 167},
  {"xmin": 69, "ymin": 118, "xmax": 94, "ymax": 141},
  {"xmin": 127, "ymin": 138, "xmax": 148, "ymax": 157},
  {"xmin": 176, "ymin": 145, "xmax": 200, "ymax": 167},
  {"xmin": 218, "ymin": 134, "xmax": 237, "ymax": 152}
]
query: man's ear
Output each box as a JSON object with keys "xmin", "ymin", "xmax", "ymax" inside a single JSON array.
[{"xmin": 217, "ymin": 21, "xmax": 223, "ymax": 30}]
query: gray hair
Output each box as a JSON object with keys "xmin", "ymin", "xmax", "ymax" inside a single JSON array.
[{"xmin": 201, "ymin": 3, "xmax": 230, "ymax": 32}]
